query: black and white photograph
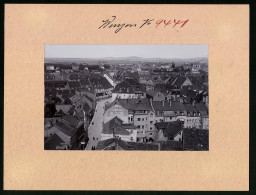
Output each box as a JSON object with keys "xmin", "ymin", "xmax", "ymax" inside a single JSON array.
[{"xmin": 44, "ymin": 45, "xmax": 209, "ymax": 151}]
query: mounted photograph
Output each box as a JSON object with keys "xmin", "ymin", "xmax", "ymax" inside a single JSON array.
[{"xmin": 44, "ymin": 45, "xmax": 209, "ymax": 151}]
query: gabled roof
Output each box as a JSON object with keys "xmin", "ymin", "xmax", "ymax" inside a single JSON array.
[
  {"xmin": 89, "ymin": 76, "xmax": 113, "ymax": 89},
  {"xmin": 112, "ymin": 79, "xmax": 145, "ymax": 93},
  {"xmin": 44, "ymin": 134, "xmax": 65, "ymax": 150},
  {"xmin": 155, "ymin": 121, "xmax": 183, "ymax": 138},
  {"xmin": 106, "ymin": 98, "xmax": 152, "ymax": 112},
  {"xmin": 96, "ymin": 138, "xmax": 159, "ymax": 150},
  {"xmin": 152, "ymin": 101, "xmax": 186, "ymax": 112},
  {"xmin": 173, "ymin": 76, "xmax": 189, "ymax": 87},
  {"xmin": 102, "ymin": 117, "xmax": 130, "ymax": 135},
  {"xmin": 54, "ymin": 122, "xmax": 77, "ymax": 137},
  {"xmin": 63, "ymin": 114, "xmax": 82, "ymax": 128}
]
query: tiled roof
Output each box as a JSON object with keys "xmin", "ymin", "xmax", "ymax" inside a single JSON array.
[
  {"xmin": 102, "ymin": 117, "xmax": 130, "ymax": 135},
  {"xmin": 118, "ymin": 98, "xmax": 152, "ymax": 111},
  {"xmin": 54, "ymin": 121, "xmax": 77, "ymax": 137},
  {"xmin": 126, "ymin": 142, "xmax": 159, "ymax": 150},
  {"xmin": 44, "ymin": 134, "xmax": 65, "ymax": 150},
  {"xmin": 165, "ymin": 76, "xmax": 177, "ymax": 85},
  {"xmin": 112, "ymin": 79, "xmax": 145, "ymax": 93},
  {"xmin": 182, "ymin": 128, "xmax": 209, "ymax": 151},
  {"xmin": 160, "ymin": 141, "xmax": 183, "ymax": 151},
  {"xmin": 90, "ymin": 76, "xmax": 113, "ymax": 89},
  {"xmin": 183, "ymin": 103, "xmax": 208, "ymax": 112},
  {"xmin": 124, "ymin": 71, "xmax": 139, "ymax": 79},
  {"xmin": 63, "ymin": 114, "xmax": 82, "ymax": 127},
  {"xmin": 152, "ymin": 101, "xmax": 186, "ymax": 112},
  {"xmin": 96, "ymin": 138, "xmax": 159, "ymax": 150},
  {"xmin": 80, "ymin": 78, "xmax": 91, "ymax": 86},
  {"xmin": 155, "ymin": 121, "xmax": 183, "ymax": 138},
  {"xmin": 68, "ymin": 81, "xmax": 81, "ymax": 88},
  {"xmin": 173, "ymin": 76, "xmax": 188, "ymax": 87}
]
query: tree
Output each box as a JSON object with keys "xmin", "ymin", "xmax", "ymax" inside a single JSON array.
[
  {"xmin": 52, "ymin": 97, "xmax": 62, "ymax": 104},
  {"xmin": 44, "ymin": 103, "xmax": 57, "ymax": 118},
  {"xmin": 64, "ymin": 98, "xmax": 72, "ymax": 105}
]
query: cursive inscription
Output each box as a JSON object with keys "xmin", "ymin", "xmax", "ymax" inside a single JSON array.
[
  {"xmin": 98, "ymin": 16, "xmax": 189, "ymax": 33},
  {"xmin": 98, "ymin": 16, "xmax": 137, "ymax": 33}
]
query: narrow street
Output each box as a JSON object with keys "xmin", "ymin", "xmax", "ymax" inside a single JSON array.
[{"xmin": 85, "ymin": 97, "xmax": 112, "ymax": 150}]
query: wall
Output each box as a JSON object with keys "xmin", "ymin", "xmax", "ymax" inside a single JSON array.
[{"xmin": 104, "ymin": 104, "xmax": 129, "ymax": 123}]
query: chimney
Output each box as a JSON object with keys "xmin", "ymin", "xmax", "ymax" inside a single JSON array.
[{"xmin": 162, "ymin": 100, "xmax": 164, "ymax": 107}]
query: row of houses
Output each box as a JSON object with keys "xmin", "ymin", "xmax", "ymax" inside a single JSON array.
[
  {"xmin": 102, "ymin": 96, "xmax": 208, "ymax": 143},
  {"xmin": 96, "ymin": 127, "xmax": 208, "ymax": 151}
]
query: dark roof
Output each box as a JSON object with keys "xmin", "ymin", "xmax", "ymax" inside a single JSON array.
[
  {"xmin": 112, "ymin": 79, "xmax": 145, "ymax": 93},
  {"xmin": 155, "ymin": 121, "xmax": 183, "ymax": 137},
  {"xmin": 152, "ymin": 101, "xmax": 186, "ymax": 112},
  {"xmin": 123, "ymin": 71, "xmax": 139, "ymax": 79},
  {"xmin": 96, "ymin": 138, "xmax": 133, "ymax": 150},
  {"xmin": 112, "ymin": 98, "xmax": 152, "ymax": 111},
  {"xmin": 54, "ymin": 109, "xmax": 65, "ymax": 117},
  {"xmin": 68, "ymin": 81, "xmax": 81, "ymax": 88},
  {"xmin": 160, "ymin": 141, "xmax": 183, "ymax": 151},
  {"xmin": 83, "ymin": 102, "xmax": 92, "ymax": 113},
  {"xmin": 165, "ymin": 76, "xmax": 177, "ymax": 85},
  {"xmin": 183, "ymin": 103, "xmax": 208, "ymax": 112},
  {"xmin": 102, "ymin": 117, "xmax": 130, "ymax": 135},
  {"xmin": 96, "ymin": 138, "xmax": 159, "ymax": 150},
  {"xmin": 126, "ymin": 142, "xmax": 159, "ymax": 150},
  {"xmin": 44, "ymin": 134, "xmax": 65, "ymax": 150},
  {"xmin": 45, "ymin": 88, "xmax": 57, "ymax": 97},
  {"xmin": 54, "ymin": 121, "xmax": 77, "ymax": 137},
  {"xmin": 62, "ymin": 114, "xmax": 81, "ymax": 127},
  {"xmin": 182, "ymin": 128, "xmax": 209, "ymax": 151},
  {"xmin": 173, "ymin": 76, "xmax": 188, "ymax": 87},
  {"xmin": 90, "ymin": 76, "xmax": 113, "ymax": 89},
  {"xmin": 154, "ymin": 83, "xmax": 166, "ymax": 93},
  {"xmin": 80, "ymin": 78, "xmax": 91, "ymax": 86}
]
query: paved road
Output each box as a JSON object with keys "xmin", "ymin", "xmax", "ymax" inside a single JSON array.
[{"xmin": 85, "ymin": 97, "xmax": 112, "ymax": 150}]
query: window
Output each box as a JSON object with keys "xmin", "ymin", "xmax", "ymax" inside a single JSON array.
[
  {"xmin": 137, "ymin": 125, "xmax": 140, "ymax": 129},
  {"xmin": 137, "ymin": 118, "xmax": 141, "ymax": 121},
  {"xmin": 142, "ymin": 125, "xmax": 144, "ymax": 129},
  {"xmin": 142, "ymin": 118, "xmax": 144, "ymax": 121},
  {"xmin": 150, "ymin": 113, "xmax": 153, "ymax": 117},
  {"xmin": 150, "ymin": 121, "xmax": 153, "ymax": 124},
  {"xmin": 150, "ymin": 127, "xmax": 153, "ymax": 130}
]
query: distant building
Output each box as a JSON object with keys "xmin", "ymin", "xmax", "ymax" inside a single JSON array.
[
  {"xmin": 89, "ymin": 76, "xmax": 113, "ymax": 99},
  {"xmin": 112, "ymin": 79, "xmax": 146, "ymax": 101}
]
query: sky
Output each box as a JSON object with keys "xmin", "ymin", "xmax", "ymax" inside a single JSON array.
[{"xmin": 45, "ymin": 45, "xmax": 208, "ymax": 59}]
